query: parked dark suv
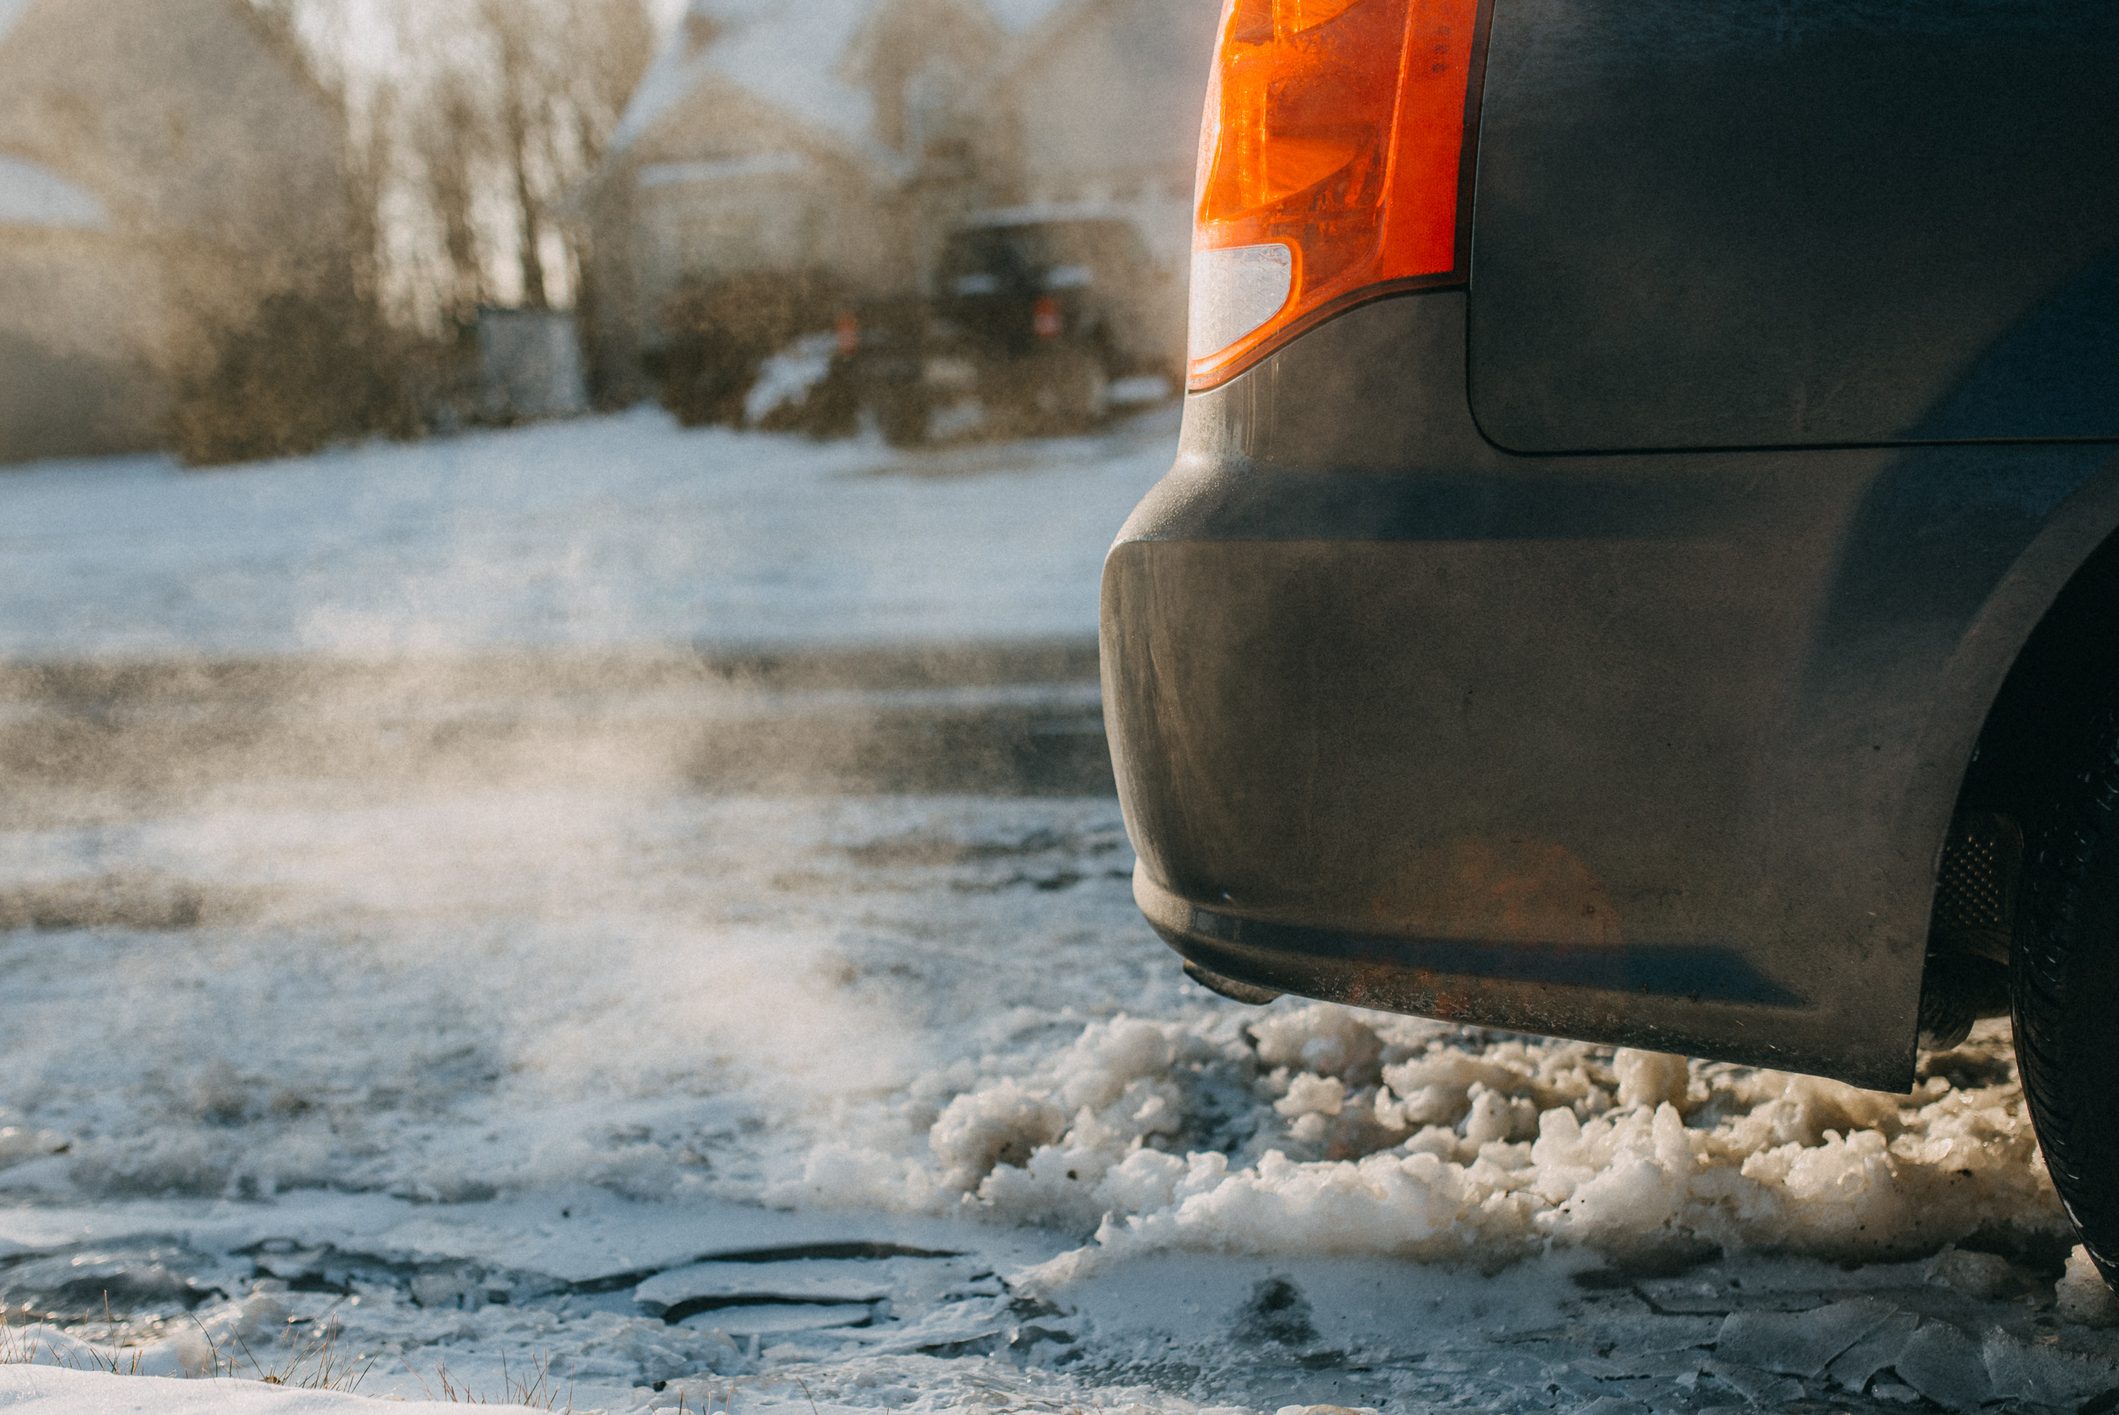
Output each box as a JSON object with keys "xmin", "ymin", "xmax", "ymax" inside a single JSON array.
[
  {"xmin": 935, "ymin": 209, "xmax": 1182, "ymax": 431},
  {"xmin": 1103, "ymin": 0, "xmax": 2119, "ymax": 1281}
]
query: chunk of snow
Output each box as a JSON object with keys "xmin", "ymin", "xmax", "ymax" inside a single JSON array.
[
  {"xmin": 928, "ymin": 1080, "xmax": 1065, "ymax": 1193},
  {"xmin": 2056, "ymin": 1245, "xmax": 2119, "ymax": 1326},
  {"xmin": 1826, "ymin": 1309, "xmax": 1920, "ymax": 1392},
  {"xmin": 1612, "ymin": 1048, "xmax": 1690, "ymax": 1110},
  {"xmin": 685, "ymin": 1301, "xmax": 875, "ymax": 1336},
  {"xmin": 1895, "ymin": 1320, "xmax": 1995, "ymax": 1412},
  {"xmin": 1701, "ymin": 1360, "xmax": 1804, "ymax": 1405},
  {"xmin": 745, "ymin": 332, "xmax": 839, "ymax": 427},
  {"xmin": 1715, "ymin": 1297, "xmax": 1895, "ymax": 1379},
  {"xmin": 634, "ymin": 1258, "xmax": 894, "ymax": 1314},
  {"xmin": 779, "ymin": 1011, "xmax": 2067, "ymax": 1277},
  {"xmin": 1979, "ymin": 1322, "xmax": 2119, "ymax": 1406},
  {"xmin": 1921, "ymin": 1245, "xmax": 2020, "ymax": 1299}
]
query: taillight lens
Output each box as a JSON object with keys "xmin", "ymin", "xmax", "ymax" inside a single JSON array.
[
  {"xmin": 1032, "ymin": 295, "xmax": 1065, "ymax": 341},
  {"xmin": 1188, "ymin": 0, "xmax": 1484, "ymax": 390}
]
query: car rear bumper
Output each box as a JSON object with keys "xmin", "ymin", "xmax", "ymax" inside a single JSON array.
[{"xmin": 1102, "ymin": 292, "xmax": 2119, "ymax": 1090}]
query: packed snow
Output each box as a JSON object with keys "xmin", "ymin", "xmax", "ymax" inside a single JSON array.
[
  {"xmin": 781, "ymin": 1009, "xmax": 2068, "ymax": 1273},
  {"xmin": 2, "ymin": 411, "xmax": 2114, "ymax": 1412}
]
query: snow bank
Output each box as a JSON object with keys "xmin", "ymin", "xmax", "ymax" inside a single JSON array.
[
  {"xmin": 744, "ymin": 333, "xmax": 839, "ymax": 426},
  {"xmin": 775, "ymin": 1007, "xmax": 2069, "ymax": 1276},
  {"xmin": 0, "ymin": 1367, "xmax": 538, "ymax": 1413}
]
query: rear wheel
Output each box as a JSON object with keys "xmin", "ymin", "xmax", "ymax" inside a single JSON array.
[
  {"xmin": 2015, "ymin": 712, "xmax": 2119, "ymax": 1289},
  {"xmin": 1023, "ymin": 348, "xmax": 1109, "ymax": 434},
  {"xmin": 874, "ymin": 383, "xmax": 932, "ymax": 448}
]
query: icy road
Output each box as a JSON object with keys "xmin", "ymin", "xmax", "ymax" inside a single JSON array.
[{"xmin": 0, "ymin": 410, "xmax": 2115, "ymax": 1414}]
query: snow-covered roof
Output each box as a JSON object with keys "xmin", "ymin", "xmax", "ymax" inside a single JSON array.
[
  {"xmin": 612, "ymin": 0, "xmax": 881, "ymax": 158},
  {"xmin": 610, "ymin": 0, "xmax": 1079, "ymax": 162},
  {"xmin": 985, "ymin": 0, "xmax": 1072, "ymax": 35},
  {"xmin": 0, "ymin": 152, "xmax": 109, "ymax": 230}
]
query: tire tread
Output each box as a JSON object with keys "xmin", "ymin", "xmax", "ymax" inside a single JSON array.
[{"xmin": 2016, "ymin": 721, "xmax": 2119, "ymax": 1286}]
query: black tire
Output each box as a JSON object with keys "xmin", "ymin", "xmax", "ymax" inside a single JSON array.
[
  {"xmin": 1023, "ymin": 348, "xmax": 1109, "ymax": 435},
  {"xmin": 2015, "ymin": 712, "xmax": 2119, "ymax": 1290},
  {"xmin": 876, "ymin": 385, "xmax": 932, "ymax": 448}
]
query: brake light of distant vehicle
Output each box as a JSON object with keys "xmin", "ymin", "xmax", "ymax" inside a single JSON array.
[
  {"xmin": 1187, "ymin": 0, "xmax": 1486, "ymax": 390},
  {"xmin": 1033, "ymin": 295, "xmax": 1066, "ymax": 341}
]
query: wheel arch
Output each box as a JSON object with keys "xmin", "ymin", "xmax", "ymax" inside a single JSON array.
[{"xmin": 1926, "ymin": 460, "xmax": 2119, "ymax": 965}]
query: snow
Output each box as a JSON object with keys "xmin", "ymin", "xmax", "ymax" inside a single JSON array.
[
  {"xmin": 613, "ymin": 0, "xmax": 883, "ymax": 160},
  {"xmin": 0, "ymin": 406, "xmax": 1172, "ymax": 659},
  {"xmin": 775, "ymin": 1006, "xmax": 2069, "ymax": 1272},
  {"xmin": 984, "ymin": 0, "xmax": 1074, "ymax": 36},
  {"xmin": 2, "ymin": 415, "xmax": 2115, "ymax": 1411},
  {"xmin": 2058, "ymin": 1246, "xmax": 2119, "ymax": 1326},
  {"xmin": 612, "ymin": 0, "xmax": 1079, "ymax": 160},
  {"xmin": 0, "ymin": 1369, "xmax": 537, "ymax": 1414},
  {"xmin": 0, "ymin": 155, "xmax": 109, "ymax": 231},
  {"xmin": 744, "ymin": 332, "xmax": 839, "ymax": 425}
]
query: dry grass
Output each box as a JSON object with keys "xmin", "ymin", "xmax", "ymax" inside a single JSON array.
[
  {"xmin": 641, "ymin": 1372, "xmax": 827, "ymax": 1415},
  {"xmin": 0, "ymin": 1303, "xmax": 146, "ymax": 1376},
  {"xmin": 414, "ymin": 1351, "xmax": 577, "ymax": 1410},
  {"xmin": 209, "ymin": 1311, "xmax": 377, "ymax": 1393},
  {"xmin": 0, "ymin": 1297, "xmax": 376, "ymax": 1394},
  {"xmin": 3, "ymin": 1296, "xmax": 591, "ymax": 1410}
]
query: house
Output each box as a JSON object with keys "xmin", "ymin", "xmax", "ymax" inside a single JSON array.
[
  {"xmin": 0, "ymin": 0, "xmax": 349, "ymax": 463},
  {"xmin": 578, "ymin": 0, "xmax": 1219, "ymax": 403},
  {"xmin": 982, "ymin": 0, "xmax": 1221, "ymax": 272}
]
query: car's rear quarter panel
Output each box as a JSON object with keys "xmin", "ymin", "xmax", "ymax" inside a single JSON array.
[
  {"xmin": 1108, "ymin": 291, "xmax": 2119, "ymax": 1090},
  {"xmin": 1469, "ymin": 0, "xmax": 2119, "ymax": 451},
  {"xmin": 1105, "ymin": 0, "xmax": 2119, "ymax": 1089}
]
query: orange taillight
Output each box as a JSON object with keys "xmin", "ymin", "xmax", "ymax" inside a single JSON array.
[
  {"xmin": 1032, "ymin": 295, "xmax": 1065, "ymax": 341},
  {"xmin": 1188, "ymin": 0, "xmax": 1485, "ymax": 390}
]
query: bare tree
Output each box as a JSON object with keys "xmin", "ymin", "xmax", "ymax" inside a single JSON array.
[
  {"xmin": 473, "ymin": 0, "xmax": 654, "ymax": 310},
  {"xmin": 236, "ymin": 0, "xmax": 657, "ymax": 334},
  {"xmin": 416, "ymin": 68, "xmax": 498, "ymax": 323}
]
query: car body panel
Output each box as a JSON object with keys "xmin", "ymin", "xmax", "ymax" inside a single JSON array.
[
  {"xmin": 1104, "ymin": 293, "xmax": 2119, "ymax": 1090},
  {"xmin": 1468, "ymin": 0, "xmax": 2119, "ymax": 452}
]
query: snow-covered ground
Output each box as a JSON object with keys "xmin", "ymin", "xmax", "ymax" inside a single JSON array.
[
  {"xmin": 0, "ymin": 407, "xmax": 1173, "ymax": 658},
  {"xmin": 2, "ymin": 411, "xmax": 2116, "ymax": 1413}
]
